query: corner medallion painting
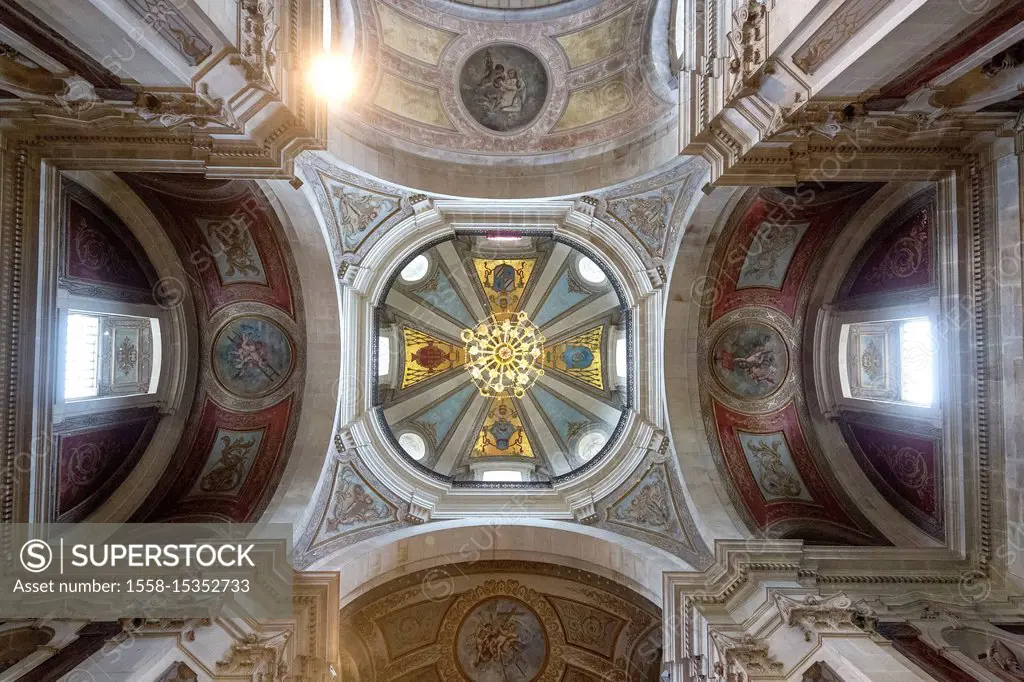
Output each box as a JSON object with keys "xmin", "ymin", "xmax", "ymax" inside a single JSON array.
[
  {"xmin": 459, "ymin": 45, "xmax": 548, "ymax": 132},
  {"xmin": 213, "ymin": 316, "xmax": 294, "ymax": 398},
  {"xmin": 456, "ymin": 597, "xmax": 548, "ymax": 681},
  {"xmin": 711, "ymin": 322, "xmax": 789, "ymax": 399}
]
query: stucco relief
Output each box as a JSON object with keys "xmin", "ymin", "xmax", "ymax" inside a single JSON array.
[
  {"xmin": 596, "ymin": 460, "xmax": 711, "ymax": 568},
  {"xmin": 299, "ymin": 155, "xmax": 411, "ymax": 264}
]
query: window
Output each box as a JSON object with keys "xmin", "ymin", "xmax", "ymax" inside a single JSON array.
[
  {"xmin": 378, "ymin": 336, "xmax": 391, "ymax": 376},
  {"xmin": 400, "ymin": 255, "xmax": 429, "ymax": 283},
  {"xmin": 577, "ymin": 256, "xmax": 606, "ymax": 284},
  {"xmin": 398, "ymin": 432, "xmax": 426, "ymax": 461},
  {"xmin": 615, "ymin": 337, "xmax": 627, "ymax": 379},
  {"xmin": 481, "ymin": 470, "xmax": 523, "ymax": 482},
  {"xmin": 64, "ymin": 313, "xmax": 101, "ymax": 399},
  {"xmin": 576, "ymin": 432, "xmax": 607, "ymax": 462},
  {"xmin": 840, "ymin": 317, "xmax": 935, "ymax": 407},
  {"xmin": 899, "ymin": 318, "xmax": 935, "ymax": 406}
]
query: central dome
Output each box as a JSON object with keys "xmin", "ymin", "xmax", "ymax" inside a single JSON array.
[{"xmin": 374, "ymin": 234, "xmax": 629, "ymax": 483}]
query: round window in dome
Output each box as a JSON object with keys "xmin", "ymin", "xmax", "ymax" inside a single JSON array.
[
  {"xmin": 400, "ymin": 255, "xmax": 430, "ymax": 283},
  {"xmin": 576, "ymin": 432, "xmax": 607, "ymax": 462},
  {"xmin": 577, "ymin": 256, "xmax": 606, "ymax": 284},
  {"xmin": 398, "ymin": 432, "xmax": 427, "ymax": 460}
]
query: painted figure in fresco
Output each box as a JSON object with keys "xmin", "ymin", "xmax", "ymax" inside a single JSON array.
[
  {"xmin": 715, "ymin": 334, "xmax": 778, "ymax": 386},
  {"xmin": 470, "ymin": 605, "xmax": 529, "ymax": 670},
  {"xmin": 562, "ymin": 345, "xmax": 594, "ymax": 369},
  {"xmin": 200, "ymin": 435, "xmax": 256, "ymax": 493},
  {"xmin": 226, "ymin": 325, "xmax": 278, "ymax": 382},
  {"xmin": 476, "ymin": 50, "xmax": 527, "ymax": 115}
]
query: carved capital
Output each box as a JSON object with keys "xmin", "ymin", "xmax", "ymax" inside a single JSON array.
[{"xmin": 710, "ymin": 630, "xmax": 784, "ymax": 675}]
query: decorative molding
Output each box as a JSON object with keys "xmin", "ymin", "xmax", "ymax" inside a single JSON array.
[
  {"xmin": 135, "ymin": 85, "xmax": 237, "ymax": 131},
  {"xmin": 232, "ymin": 0, "xmax": 279, "ymax": 94},
  {"xmin": 774, "ymin": 592, "xmax": 877, "ymax": 642},
  {"xmin": 709, "ymin": 631, "xmax": 784, "ymax": 675}
]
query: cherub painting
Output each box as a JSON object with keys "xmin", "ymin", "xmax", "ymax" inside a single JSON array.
[{"xmin": 459, "ymin": 44, "xmax": 548, "ymax": 132}]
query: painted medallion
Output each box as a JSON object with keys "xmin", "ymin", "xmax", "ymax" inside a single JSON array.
[
  {"xmin": 456, "ymin": 597, "xmax": 548, "ymax": 681},
  {"xmin": 459, "ymin": 45, "xmax": 548, "ymax": 132},
  {"xmin": 212, "ymin": 316, "xmax": 294, "ymax": 398},
  {"xmin": 711, "ymin": 322, "xmax": 789, "ymax": 399}
]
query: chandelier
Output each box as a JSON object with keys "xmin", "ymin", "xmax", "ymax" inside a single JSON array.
[{"xmin": 462, "ymin": 312, "xmax": 545, "ymax": 398}]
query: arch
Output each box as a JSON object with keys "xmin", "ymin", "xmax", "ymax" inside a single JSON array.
[
  {"xmin": 662, "ymin": 184, "xmax": 752, "ymax": 543},
  {"xmin": 57, "ymin": 170, "xmax": 199, "ymax": 524},
  {"xmin": 255, "ymin": 179, "xmax": 343, "ymax": 534},
  {"xmin": 305, "ymin": 518, "xmax": 692, "ymax": 607}
]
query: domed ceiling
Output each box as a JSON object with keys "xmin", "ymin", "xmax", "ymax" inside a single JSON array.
[
  {"xmin": 338, "ymin": 0, "xmax": 675, "ymax": 168},
  {"xmin": 375, "ymin": 235, "xmax": 628, "ymax": 483}
]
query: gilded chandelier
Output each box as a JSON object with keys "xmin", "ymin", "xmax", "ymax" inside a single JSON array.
[{"xmin": 462, "ymin": 312, "xmax": 545, "ymax": 398}]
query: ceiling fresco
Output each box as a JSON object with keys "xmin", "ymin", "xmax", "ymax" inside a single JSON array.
[
  {"xmin": 698, "ymin": 184, "xmax": 888, "ymax": 544},
  {"xmin": 119, "ymin": 174, "xmax": 306, "ymax": 522},
  {"xmin": 341, "ymin": 0, "xmax": 675, "ymax": 164},
  {"xmin": 376, "ymin": 235, "xmax": 627, "ymax": 483},
  {"xmin": 337, "ymin": 561, "xmax": 662, "ymax": 682}
]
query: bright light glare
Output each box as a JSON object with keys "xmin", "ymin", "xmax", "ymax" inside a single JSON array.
[
  {"xmin": 482, "ymin": 470, "xmax": 523, "ymax": 482},
  {"xmin": 899, "ymin": 319, "xmax": 935, "ymax": 406},
  {"xmin": 323, "ymin": 0, "xmax": 332, "ymax": 50},
  {"xmin": 308, "ymin": 53, "xmax": 358, "ymax": 101},
  {"xmin": 65, "ymin": 313, "xmax": 100, "ymax": 399},
  {"xmin": 615, "ymin": 337, "xmax": 627, "ymax": 378}
]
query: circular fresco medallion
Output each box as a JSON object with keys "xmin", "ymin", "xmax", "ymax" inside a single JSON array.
[
  {"xmin": 456, "ymin": 596, "xmax": 548, "ymax": 681},
  {"xmin": 212, "ymin": 316, "xmax": 294, "ymax": 398},
  {"xmin": 459, "ymin": 44, "xmax": 548, "ymax": 133},
  {"xmin": 711, "ymin": 321, "xmax": 789, "ymax": 399}
]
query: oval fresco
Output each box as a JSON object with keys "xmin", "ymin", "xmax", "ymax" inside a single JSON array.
[
  {"xmin": 711, "ymin": 322, "xmax": 789, "ymax": 399},
  {"xmin": 459, "ymin": 44, "xmax": 548, "ymax": 133},
  {"xmin": 456, "ymin": 596, "xmax": 548, "ymax": 681},
  {"xmin": 212, "ymin": 316, "xmax": 294, "ymax": 398}
]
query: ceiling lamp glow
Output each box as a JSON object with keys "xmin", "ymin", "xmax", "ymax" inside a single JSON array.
[{"xmin": 462, "ymin": 312, "xmax": 545, "ymax": 398}]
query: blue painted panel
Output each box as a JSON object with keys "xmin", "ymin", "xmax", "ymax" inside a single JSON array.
[
  {"xmin": 413, "ymin": 269, "xmax": 476, "ymax": 328},
  {"xmin": 413, "ymin": 384, "xmax": 476, "ymax": 447},
  {"xmin": 534, "ymin": 271, "xmax": 590, "ymax": 327},
  {"xmin": 531, "ymin": 384, "xmax": 592, "ymax": 445}
]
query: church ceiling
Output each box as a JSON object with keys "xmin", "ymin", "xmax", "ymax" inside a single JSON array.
[
  {"xmin": 833, "ymin": 187, "xmax": 946, "ymax": 541},
  {"xmin": 340, "ymin": 0, "xmax": 675, "ymax": 165},
  {"xmin": 338, "ymin": 561, "xmax": 662, "ymax": 682},
  {"xmin": 376, "ymin": 235, "xmax": 627, "ymax": 482},
  {"xmin": 698, "ymin": 184, "xmax": 888, "ymax": 545},
  {"xmin": 119, "ymin": 174, "xmax": 306, "ymax": 522}
]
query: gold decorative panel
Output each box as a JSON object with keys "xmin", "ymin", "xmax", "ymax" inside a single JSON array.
[
  {"xmin": 402, "ymin": 328, "xmax": 466, "ymax": 388},
  {"xmin": 473, "ymin": 258, "xmax": 537, "ymax": 315},
  {"xmin": 471, "ymin": 397, "xmax": 535, "ymax": 458},
  {"xmin": 544, "ymin": 325, "xmax": 604, "ymax": 390}
]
